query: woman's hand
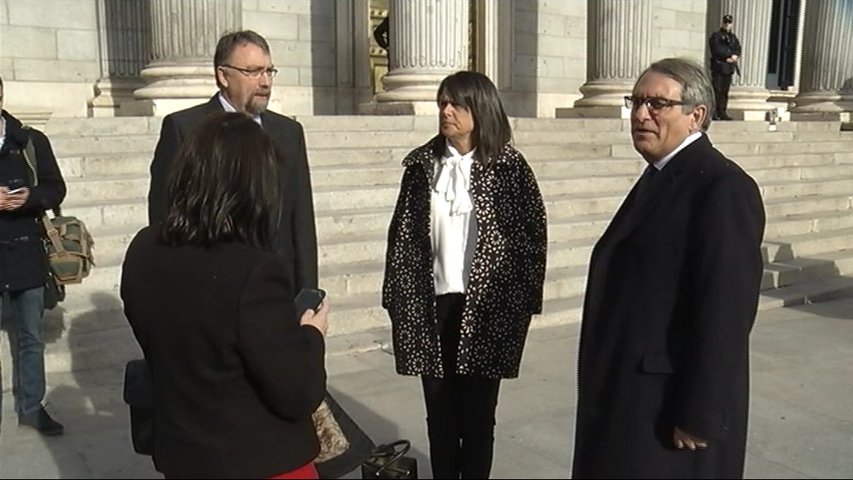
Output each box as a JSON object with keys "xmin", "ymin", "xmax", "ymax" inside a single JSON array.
[
  {"xmin": 300, "ymin": 298, "xmax": 330, "ymax": 337},
  {"xmin": 673, "ymin": 427, "xmax": 709, "ymax": 450}
]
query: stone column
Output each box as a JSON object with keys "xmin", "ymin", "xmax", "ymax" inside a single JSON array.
[
  {"xmin": 363, "ymin": 0, "xmax": 470, "ymax": 115},
  {"xmin": 128, "ymin": 0, "xmax": 241, "ymax": 116},
  {"xmin": 715, "ymin": 0, "xmax": 775, "ymax": 120},
  {"xmin": 557, "ymin": 0, "xmax": 652, "ymax": 119},
  {"xmin": 89, "ymin": 0, "xmax": 150, "ymax": 117},
  {"xmin": 473, "ymin": 0, "xmax": 499, "ymax": 87},
  {"xmin": 790, "ymin": 0, "xmax": 853, "ymax": 121}
]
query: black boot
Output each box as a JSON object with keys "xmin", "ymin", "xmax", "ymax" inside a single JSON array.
[{"xmin": 19, "ymin": 407, "xmax": 64, "ymax": 436}]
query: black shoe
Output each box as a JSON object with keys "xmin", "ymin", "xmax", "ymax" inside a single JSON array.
[
  {"xmin": 719, "ymin": 114, "xmax": 733, "ymax": 121},
  {"xmin": 19, "ymin": 407, "xmax": 64, "ymax": 436}
]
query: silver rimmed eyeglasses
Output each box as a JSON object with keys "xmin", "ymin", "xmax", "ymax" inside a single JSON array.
[{"xmin": 220, "ymin": 64, "xmax": 279, "ymax": 79}]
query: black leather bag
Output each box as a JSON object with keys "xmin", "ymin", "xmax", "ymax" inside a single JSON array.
[
  {"xmin": 42, "ymin": 271, "xmax": 65, "ymax": 310},
  {"xmin": 123, "ymin": 358, "xmax": 153, "ymax": 455},
  {"xmin": 361, "ymin": 440, "xmax": 418, "ymax": 479}
]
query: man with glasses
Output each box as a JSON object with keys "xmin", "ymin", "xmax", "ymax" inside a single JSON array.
[
  {"xmin": 573, "ymin": 58, "xmax": 765, "ymax": 478},
  {"xmin": 147, "ymin": 30, "xmax": 318, "ymax": 295}
]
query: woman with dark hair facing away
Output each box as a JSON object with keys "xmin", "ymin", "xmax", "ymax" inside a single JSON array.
[
  {"xmin": 382, "ymin": 71, "xmax": 547, "ymax": 479},
  {"xmin": 121, "ymin": 112, "xmax": 330, "ymax": 479}
]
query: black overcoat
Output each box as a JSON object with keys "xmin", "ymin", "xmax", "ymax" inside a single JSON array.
[
  {"xmin": 0, "ymin": 111, "xmax": 66, "ymax": 292},
  {"xmin": 121, "ymin": 227, "xmax": 326, "ymax": 478},
  {"xmin": 382, "ymin": 136, "xmax": 547, "ymax": 379},
  {"xmin": 572, "ymin": 135, "xmax": 765, "ymax": 479},
  {"xmin": 146, "ymin": 96, "xmax": 318, "ymax": 293}
]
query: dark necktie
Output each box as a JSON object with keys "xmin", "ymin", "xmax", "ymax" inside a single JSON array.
[{"xmin": 634, "ymin": 165, "xmax": 658, "ymax": 205}]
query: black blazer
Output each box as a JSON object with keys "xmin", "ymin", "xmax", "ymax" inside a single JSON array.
[
  {"xmin": 120, "ymin": 227, "xmax": 326, "ymax": 478},
  {"xmin": 147, "ymin": 96, "xmax": 318, "ymax": 293},
  {"xmin": 573, "ymin": 135, "xmax": 765, "ymax": 478}
]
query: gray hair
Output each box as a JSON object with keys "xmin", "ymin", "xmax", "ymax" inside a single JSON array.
[{"xmin": 639, "ymin": 57, "xmax": 715, "ymax": 131}]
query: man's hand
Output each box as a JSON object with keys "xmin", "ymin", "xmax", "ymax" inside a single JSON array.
[
  {"xmin": 674, "ymin": 427, "xmax": 709, "ymax": 451},
  {"xmin": 731, "ymin": 54, "xmax": 739, "ymax": 62},
  {"xmin": 0, "ymin": 187, "xmax": 29, "ymax": 211}
]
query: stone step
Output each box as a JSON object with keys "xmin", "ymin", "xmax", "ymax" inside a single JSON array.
[
  {"xmin": 764, "ymin": 250, "xmax": 853, "ymax": 290},
  {"xmin": 64, "ymin": 175, "xmax": 150, "ymax": 205},
  {"xmin": 749, "ymin": 164, "xmax": 853, "ymax": 183},
  {"xmin": 50, "ymin": 135, "xmax": 158, "ymax": 156},
  {"xmin": 57, "ymin": 153, "xmax": 152, "ymax": 178},
  {"xmin": 54, "ymin": 149, "xmax": 846, "ymax": 184},
  {"xmin": 614, "ymin": 140, "xmax": 853, "ymax": 158},
  {"xmin": 43, "ymin": 116, "xmax": 161, "ymax": 137},
  {"xmin": 765, "ymin": 226, "xmax": 853, "ymax": 262},
  {"xmin": 757, "ymin": 274, "xmax": 853, "ymax": 310},
  {"xmin": 764, "ymin": 209, "xmax": 853, "ymax": 238},
  {"xmin": 61, "ymin": 197, "xmax": 148, "ymax": 228},
  {"xmin": 835, "ymin": 151, "xmax": 853, "ymax": 163},
  {"xmin": 40, "ymin": 115, "xmax": 840, "ymax": 138},
  {"xmin": 763, "ymin": 194, "xmax": 852, "ymax": 219},
  {"xmin": 54, "ymin": 159, "xmax": 853, "ymax": 214},
  {"xmin": 759, "ymin": 176, "xmax": 853, "ymax": 201},
  {"xmin": 791, "ymin": 130, "xmax": 853, "ymax": 142}
]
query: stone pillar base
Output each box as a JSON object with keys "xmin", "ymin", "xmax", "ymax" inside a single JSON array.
[
  {"xmin": 556, "ymin": 105, "xmax": 630, "ymax": 119},
  {"xmin": 88, "ymin": 77, "xmax": 145, "ymax": 117},
  {"xmin": 790, "ymin": 111, "xmax": 852, "ymax": 122},
  {"xmin": 358, "ymin": 101, "xmax": 438, "ymax": 116},
  {"xmin": 120, "ymin": 98, "xmax": 210, "ymax": 117}
]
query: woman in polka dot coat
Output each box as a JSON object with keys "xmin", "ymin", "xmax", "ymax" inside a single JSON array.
[{"xmin": 382, "ymin": 71, "xmax": 547, "ymax": 479}]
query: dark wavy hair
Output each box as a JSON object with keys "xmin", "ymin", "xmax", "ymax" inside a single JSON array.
[
  {"xmin": 158, "ymin": 112, "xmax": 282, "ymax": 249},
  {"xmin": 434, "ymin": 71, "xmax": 512, "ymax": 167}
]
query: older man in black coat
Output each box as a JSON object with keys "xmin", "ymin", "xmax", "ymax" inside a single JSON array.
[
  {"xmin": 572, "ymin": 58, "xmax": 765, "ymax": 479},
  {"xmin": 147, "ymin": 30, "xmax": 317, "ymax": 292}
]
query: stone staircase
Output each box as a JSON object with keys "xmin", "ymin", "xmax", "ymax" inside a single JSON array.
[{"xmin": 4, "ymin": 116, "xmax": 853, "ymax": 379}]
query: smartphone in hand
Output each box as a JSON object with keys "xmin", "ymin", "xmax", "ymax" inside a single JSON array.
[{"xmin": 295, "ymin": 288, "xmax": 326, "ymax": 317}]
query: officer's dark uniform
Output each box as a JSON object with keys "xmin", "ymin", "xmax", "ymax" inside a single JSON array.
[{"xmin": 708, "ymin": 15, "xmax": 742, "ymax": 120}]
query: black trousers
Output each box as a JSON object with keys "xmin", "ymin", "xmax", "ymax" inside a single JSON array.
[
  {"xmin": 421, "ymin": 293, "xmax": 502, "ymax": 479},
  {"xmin": 712, "ymin": 71, "xmax": 733, "ymax": 118}
]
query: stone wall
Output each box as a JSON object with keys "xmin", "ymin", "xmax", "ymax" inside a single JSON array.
[
  {"xmin": 242, "ymin": 0, "xmax": 339, "ymax": 115},
  {"xmin": 0, "ymin": 0, "xmax": 100, "ymax": 116},
  {"xmin": 504, "ymin": 0, "xmax": 586, "ymax": 118},
  {"xmin": 649, "ymin": 0, "xmax": 707, "ymax": 64}
]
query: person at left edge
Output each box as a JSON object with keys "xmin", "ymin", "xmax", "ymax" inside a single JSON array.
[
  {"xmin": 0, "ymin": 74, "xmax": 66, "ymax": 436},
  {"xmin": 147, "ymin": 29, "xmax": 318, "ymax": 293}
]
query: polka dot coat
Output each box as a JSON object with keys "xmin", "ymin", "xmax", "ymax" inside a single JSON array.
[{"xmin": 382, "ymin": 136, "xmax": 548, "ymax": 379}]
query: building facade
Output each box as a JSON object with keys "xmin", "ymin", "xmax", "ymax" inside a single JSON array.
[{"xmin": 0, "ymin": 0, "xmax": 850, "ymax": 121}]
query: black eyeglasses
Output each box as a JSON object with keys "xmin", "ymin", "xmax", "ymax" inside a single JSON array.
[
  {"xmin": 219, "ymin": 64, "xmax": 278, "ymax": 79},
  {"xmin": 624, "ymin": 96, "xmax": 686, "ymax": 111}
]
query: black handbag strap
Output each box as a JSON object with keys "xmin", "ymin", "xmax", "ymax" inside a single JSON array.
[{"xmin": 372, "ymin": 440, "xmax": 411, "ymax": 477}]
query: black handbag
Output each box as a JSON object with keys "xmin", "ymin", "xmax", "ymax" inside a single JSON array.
[
  {"xmin": 361, "ymin": 440, "xmax": 418, "ymax": 479},
  {"xmin": 42, "ymin": 271, "xmax": 65, "ymax": 310},
  {"xmin": 123, "ymin": 358, "xmax": 153, "ymax": 455},
  {"xmin": 315, "ymin": 393, "xmax": 377, "ymax": 479}
]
